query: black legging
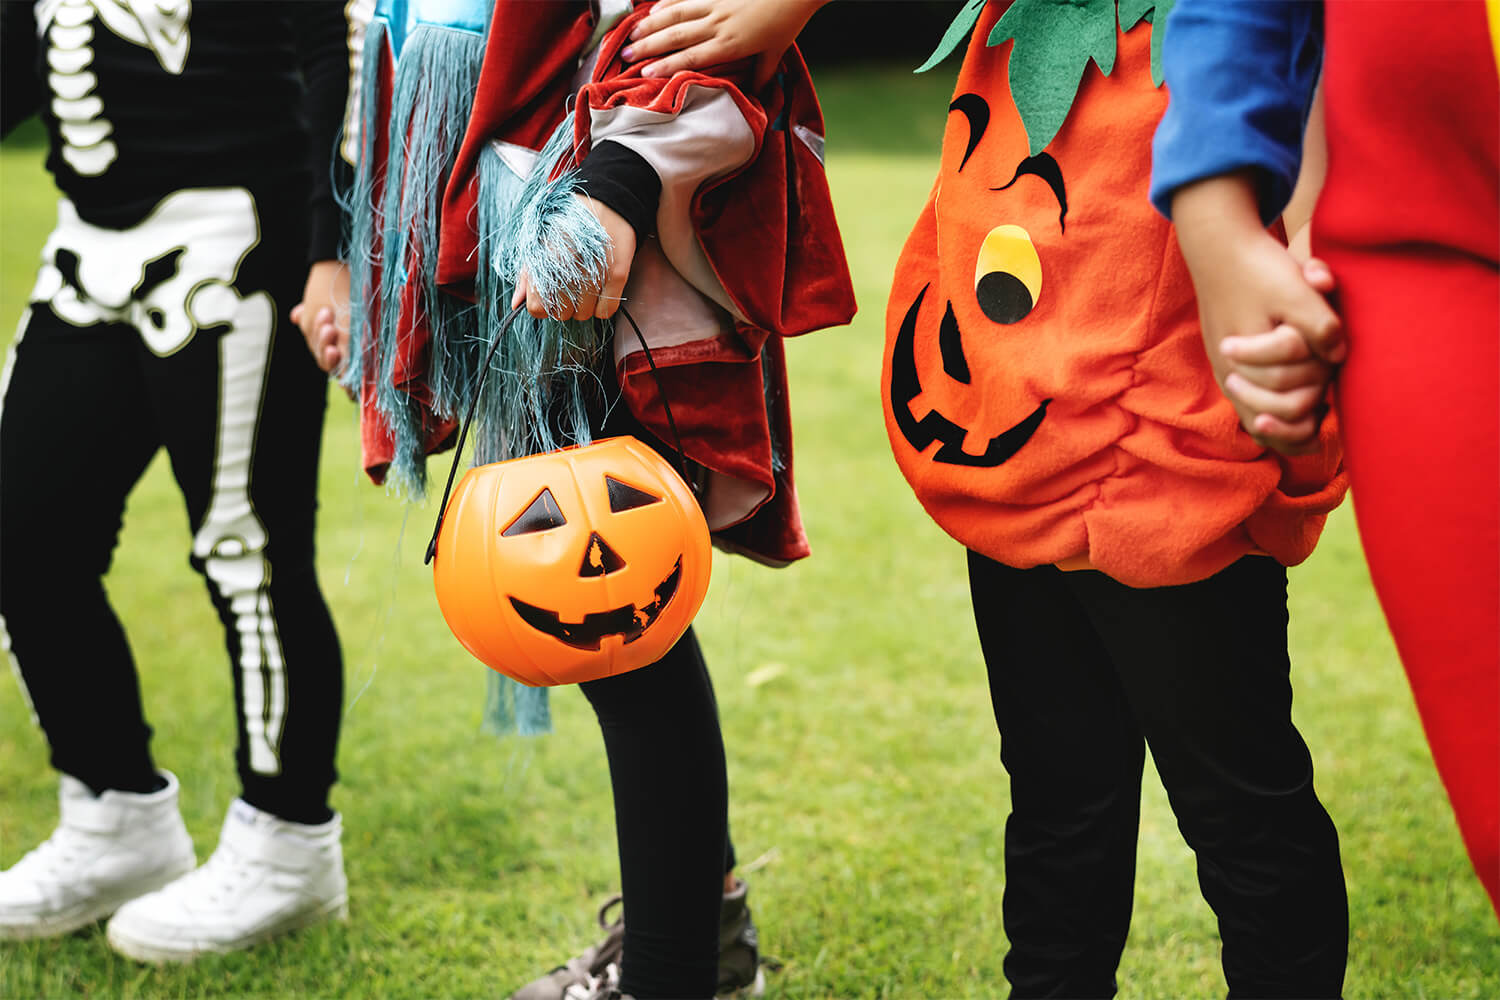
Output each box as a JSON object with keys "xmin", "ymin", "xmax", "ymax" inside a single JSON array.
[
  {"xmin": 968, "ymin": 553, "xmax": 1348, "ymax": 999},
  {"xmin": 580, "ymin": 627, "xmax": 728, "ymax": 998},
  {"xmin": 558, "ymin": 355, "xmax": 734, "ymax": 998}
]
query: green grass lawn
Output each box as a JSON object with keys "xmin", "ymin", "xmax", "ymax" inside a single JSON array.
[{"xmin": 2, "ymin": 68, "xmax": 1496, "ymax": 999}]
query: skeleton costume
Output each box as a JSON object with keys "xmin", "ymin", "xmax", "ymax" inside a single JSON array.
[{"xmin": 0, "ymin": 0, "xmax": 354, "ymax": 825}]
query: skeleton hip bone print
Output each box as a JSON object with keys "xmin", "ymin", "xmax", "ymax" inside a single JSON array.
[
  {"xmin": 29, "ymin": 187, "xmax": 267, "ymax": 357},
  {"xmin": 27, "ymin": 184, "xmax": 292, "ymax": 776}
]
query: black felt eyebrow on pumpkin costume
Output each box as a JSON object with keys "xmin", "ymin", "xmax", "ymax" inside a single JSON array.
[{"xmin": 993, "ymin": 152, "xmax": 1068, "ymax": 233}]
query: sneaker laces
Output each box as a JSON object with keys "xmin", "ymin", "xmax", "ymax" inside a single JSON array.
[
  {"xmin": 6, "ymin": 825, "xmax": 97, "ymax": 887},
  {"xmin": 561, "ymin": 963, "xmax": 621, "ymax": 1000},
  {"xmin": 589, "ymin": 894, "xmax": 625, "ymax": 974},
  {"xmin": 532, "ymin": 893, "xmax": 624, "ymax": 998},
  {"xmin": 170, "ymin": 838, "xmax": 255, "ymax": 906}
]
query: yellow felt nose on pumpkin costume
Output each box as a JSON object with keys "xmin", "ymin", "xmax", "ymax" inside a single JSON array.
[{"xmin": 432, "ymin": 436, "xmax": 711, "ymax": 687}]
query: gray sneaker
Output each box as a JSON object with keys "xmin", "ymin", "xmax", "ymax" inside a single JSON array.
[
  {"xmin": 508, "ymin": 896, "xmax": 623, "ymax": 1000},
  {"xmin": 716, "ymin": 879, "xmax": 767, "ymax": 997},
  {"xmin": 507, "ymin": 882, "xmax": 768, "ymax": 1000}
]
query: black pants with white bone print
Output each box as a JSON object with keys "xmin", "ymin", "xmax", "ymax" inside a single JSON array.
[{"xmin": 0, "ymin": 186, "xmax": 343, "ymax": 824}]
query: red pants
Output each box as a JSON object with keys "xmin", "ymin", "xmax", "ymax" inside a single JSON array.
[{"xmin": 1317, "ymin": 0, "xmax": 1500, "ymax": 915}]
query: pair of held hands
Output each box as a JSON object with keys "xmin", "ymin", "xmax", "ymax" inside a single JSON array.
[
  {"xmin": 1173, "ymin": 173, "xmax": 1347, "ymax": 456},
  {"xmin": 292, "ymin": 0, "xmax": 812, "ymax": 379}
]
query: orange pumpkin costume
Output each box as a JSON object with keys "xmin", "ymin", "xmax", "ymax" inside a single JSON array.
[
  {"xmin": 884, "ymin": 3, "xmax": 1352, "ymax": 991},
  {"xmin": 882, "ymin": 1, "xmax": 1346, "ymax": 587}
]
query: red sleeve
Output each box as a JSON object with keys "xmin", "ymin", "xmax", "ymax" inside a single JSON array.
[{"xmin": 579, "ymin": 7, "xmax": 855, "ymax": 338}]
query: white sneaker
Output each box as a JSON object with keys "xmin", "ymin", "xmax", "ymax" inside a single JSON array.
[
  {"xmin": 0, "ymin": 771, "xmax": 196, "ymax": 940},
  {"xmin": 106, "ymin": 798, "xmax": 348, "ymax": 962}
]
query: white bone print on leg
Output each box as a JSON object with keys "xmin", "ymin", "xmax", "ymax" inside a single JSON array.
[
  {"xmin": 35, "ymin": 0, "xmax": 191, "ymax": 176},
  {"xmin": 29, "ymin": 186, "xmax": 289, "ymax": 775},
  {"xmin": 193, "ymin": 279, "xmax": 287, "ymax": 777}
]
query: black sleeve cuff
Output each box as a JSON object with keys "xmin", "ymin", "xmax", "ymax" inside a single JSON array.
[
  {"xmin": 307, "ymin": 203, "xmax": 344, "ymax": 264},
  {"xmin": 576, "ymin": 140, "xmax": 662, "ymax": 241}
]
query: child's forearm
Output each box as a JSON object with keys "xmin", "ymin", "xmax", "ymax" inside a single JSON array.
[
  {"xmin": 1281, "ymin": 82, "xmax": 1327, "ymax": 251},
  {"xmin": 1171, "ymin": 172, "xmax": 1265, "ymax": 251},
  {"xmin": 1170, "ymin": 169, "xmax": 1344, "ymax": 454}
]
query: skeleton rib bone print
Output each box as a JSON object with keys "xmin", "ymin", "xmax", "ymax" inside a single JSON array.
[{"xmin": 36, "ymin": 0, "xmax": 192, "ymax": 176}]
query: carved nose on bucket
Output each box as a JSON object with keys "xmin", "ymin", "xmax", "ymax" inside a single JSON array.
[{"xmin": 578, "ymin": 532, "xmax": 626, "ymax": 577}]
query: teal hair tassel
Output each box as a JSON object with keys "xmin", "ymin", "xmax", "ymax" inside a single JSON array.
[{"xmin": 464, "ymin": 121, "xmax": 611, "ymax": 468}]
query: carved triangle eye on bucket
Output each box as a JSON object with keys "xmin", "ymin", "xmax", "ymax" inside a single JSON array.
[
  {"xmin": 606, "ymin": 476, "xmax": 661, "ymax": 513},
  {"xmin": 504, "ymin": 488, "xmax": 567, "ymax": 536}
]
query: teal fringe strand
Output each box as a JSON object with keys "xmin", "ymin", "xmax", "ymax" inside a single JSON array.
[
  {"xmin": 482, "ymin": 671, "xmax": 553, "ymax": 737},
  {"xmin": 493, "ymin": 122, "xmax": 611, "ymax": 319},
  {"xmin": 465, "ymin": 122, "xmax": 612, "ymax": 467},
  {"xmin": 468, "ymin": 122, "xmax": 621, "ymax": 738},
  {"xmin": 340, "ymin": 13, "xmax": 561, "ymax": 738},
  {"xmin": 339, "ymin": 16, "xmax": 388, "ymax": 400},
  {"xmin": 372, "ymin": 23, "xmax": 486, "ymax": 496}
]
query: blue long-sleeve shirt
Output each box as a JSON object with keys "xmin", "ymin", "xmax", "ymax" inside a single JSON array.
[{"xmin": 1149, "ymin": 0, "xmax": 1325, "ymax": 225}]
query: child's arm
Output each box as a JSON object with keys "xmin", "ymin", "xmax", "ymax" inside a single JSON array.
[
  {"xmin": 512, "ymin": 126, "xmax": 670, "ymax": 321},
  {"xmin": 623, "ymin": 0, "xmax": 830, "ymax": 87},
  {"xmin": 508, "ymin": 3, "xmax": 850, "ymax": 336},
  {"xmin": 1152, "ymin": 0, "xmax": 1341, "ymax": 453},
  {"xmin": 1281, "ymin": 82, "xmax": 1326, "ymax": 265},
  {"xmin": 1172, "ymin": 174, "xmax": 1341, "ymax": 453},
  {"xmin": 289, "ymin": 1, "xmax": 361, "ymax": 375}
]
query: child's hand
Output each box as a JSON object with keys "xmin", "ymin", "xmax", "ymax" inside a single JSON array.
[
  {"xmin": 623, "ymin": 0, "xmax": 828, "ymax": 88},
  {"xmin": 1172, "ymin": 174, "xmax": 1344, "ymax": 454},
  {"xmin": 291, "ymin": 259, "xmax": 351, "ymax": 381},
  {"xmin": 512, "ymin": 195, "xmax": 636, "ymax": 321},
  {"xmin": 1218, "ymin": 258, "xmax": 1338, "ymax": 448}
]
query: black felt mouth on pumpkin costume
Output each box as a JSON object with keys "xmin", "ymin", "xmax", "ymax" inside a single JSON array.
[
  {"xmin": 890, "ymin": 284, "xmax": 1050, "ymax": 467},
  {"xmin": 508, "ymin": 560, "xmax": 683, "ymax": 651}
]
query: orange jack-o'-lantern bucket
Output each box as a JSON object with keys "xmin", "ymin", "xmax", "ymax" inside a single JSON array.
[{"xmin": 425, "ymin": 307, "xmax": 711, "ymax": 686}]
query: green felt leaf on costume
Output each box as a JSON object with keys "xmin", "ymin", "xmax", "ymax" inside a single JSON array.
[
  {"xmin": 916, "ymin": 0, "xmax": 990, "ymax": 74},
  {"xmin": 1116, "ymin": 0, "xmax": 1153, "ymax": 31},
  {"xmin": 1117, "ymin": 0, "xmax": 1176, "ymax": 87},
  {"xmin": 987, "ymin": 0, "xmax": 1119, "ymax": 155}
]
